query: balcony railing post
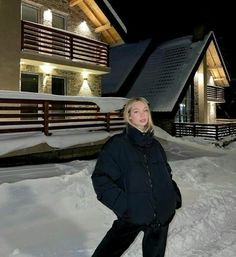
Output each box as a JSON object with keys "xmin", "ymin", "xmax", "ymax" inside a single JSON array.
[
  {"xmin": 43, "ymin": 101, "xmax": 50, "ymax": 136},
  {"xmin": 171, "ymin": 123, "xmax": 176, "ymax": 136},
  {"xmin": 70, "ymin": 35, "xmax": 73, "ymax": 59},
  {"xmin": 21, "ymin": 21, "xmax": 24, "ymax": 50},
  {"xmin": 106, "ymin": 113, "xmax": 110, "ymax": 132},
  {"xmin": 229, "ymin": 124, "xmax": 231, "ymax": 136},
  {"xmin": 193, "ymin": 124, "xmax": 196, "ymax": 137},
  {"xmin": 215, "ymin": 125, "xmax": 219, "ymax": 140},
  {"xmin": 107, "ymin": 45, "xmax": 110, "ymax": 67}
]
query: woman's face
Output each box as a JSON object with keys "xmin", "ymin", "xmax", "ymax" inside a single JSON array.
[{"xmin": 128, "ymin": 101, "xmax": 149, "ymax": 130}]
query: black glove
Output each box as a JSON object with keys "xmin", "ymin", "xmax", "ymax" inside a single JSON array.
[{"xmin": 172, "ymin": 180, "xmax": 182, "ymax": 209}]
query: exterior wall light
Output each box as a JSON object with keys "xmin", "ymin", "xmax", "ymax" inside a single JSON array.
[
  {"xmin": 40, "ymin": 64, "xmax": 54, "ymax": 74},
  {"xmin": 79, "ymin": 77, "xmax": 92, "ymax": 96},
  {"xmin": 40, "ymin": 64, "xmax": 54, "ymax": 87},
  {"xmin": 43, "ymin": 9, "xmax": 52, "ymax": 26}
]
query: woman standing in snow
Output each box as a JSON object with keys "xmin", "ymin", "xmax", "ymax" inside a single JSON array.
[{"xmin": 91, "ymin": 97, "xmax": 181, "ymax": 257}]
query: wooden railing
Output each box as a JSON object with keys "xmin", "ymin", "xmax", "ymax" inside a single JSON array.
[
  {"xmin": 21, "ymin": 20, "xmax": 109, "ymax": 67},
  {"xmin": 173, "ymin": 122, "xmax": 236, "ymax": 140},
  {"xmin": 0, "ymin": 98, "xmax": 125, "ymax": 136},
  {"xmin": 207, "ymin": 85, "xmax": 224, "ymax": 102}
]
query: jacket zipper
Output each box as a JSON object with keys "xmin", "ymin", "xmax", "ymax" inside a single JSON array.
[{"xmin": 143, "ymin": 152, "xmax": 158, "ymax": 221}]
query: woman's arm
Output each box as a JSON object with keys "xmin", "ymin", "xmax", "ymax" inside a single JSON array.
[
  {"xmin": 91, "ymin": 147, "xmax": 127, "ymax": 217},
  {"xmin": 158, "ymin": 141, "xmax": 182, "ymax": 209}
]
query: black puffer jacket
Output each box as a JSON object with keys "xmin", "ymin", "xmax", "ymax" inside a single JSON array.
[{"xmin": 91, "ymin": 124, "xmax": 182, "ymax": 226}]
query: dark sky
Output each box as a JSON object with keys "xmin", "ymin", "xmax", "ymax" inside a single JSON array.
[{"xmin": 106, "ymin": 1, "xmax": 236, "ymax": 82}]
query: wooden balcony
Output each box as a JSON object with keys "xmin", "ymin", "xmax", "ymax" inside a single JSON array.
[
  {"xmin": 207, "ymin": 85, "xmax": 225, "ymax": 103},
  {"xmin": 21, "ymin": 20, "xmax": 109, "ymax": 67}
]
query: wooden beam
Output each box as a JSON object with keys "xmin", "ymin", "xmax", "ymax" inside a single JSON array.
[
  {"xmin": 78, "ymin": 1, "xmax": 103, "ymax": 26},
  {"xmin": 69, "ymin": 0, "xmax": 84, "ymax": 7},
  {"xmin": 69, "ymin": 0, "xmax": 122, "ymax": 44},
  {"xmin": 95, "ymin": 22, "xmax": 111, "ymax": 33},
  {"xmin": 208, "ymin": 65, "xmax": 223, "ymax": 70},
  {"xmin": 213, "ymin": 77, "xmax": 224, "ymax": 81}
]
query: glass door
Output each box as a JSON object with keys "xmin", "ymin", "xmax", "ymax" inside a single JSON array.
[
  {"xmin": 20, "ymin": 73, "xmax": 39, "ymax": 119},
  {"xmin": 52, "ymin": 76, "xmax": 66, "ymax": 119}
]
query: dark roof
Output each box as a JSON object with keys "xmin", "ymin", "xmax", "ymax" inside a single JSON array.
[{"xmin": 102, "ymin": 38, "xmax": 151, "ymax": 95}]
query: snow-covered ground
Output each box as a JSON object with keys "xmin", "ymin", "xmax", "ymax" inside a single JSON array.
[
  {"xmin": 0, "ymin": 126, "xmax": 236, "ymax": 257},
  {"xmin": 0, "ymin": 90, "xmax": 235, "ymax": 256}
]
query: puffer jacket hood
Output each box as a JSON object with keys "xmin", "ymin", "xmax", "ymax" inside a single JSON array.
[{"xmin": 91, "ymin": 125, "xmax": 182, "ymax": 226}]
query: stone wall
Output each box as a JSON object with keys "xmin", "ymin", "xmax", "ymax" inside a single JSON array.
[
  {"xmin": 25, "ymin": 0, "xmax": 99, "ymax": 40},
  {"xmin": 21, "ymin": 64, "xmax": 101, "ymax": 96}
]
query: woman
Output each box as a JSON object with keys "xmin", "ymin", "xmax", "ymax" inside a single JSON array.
[{"xmin": 91, "ymin": 97, "xmax": 182, "ymax": 257}]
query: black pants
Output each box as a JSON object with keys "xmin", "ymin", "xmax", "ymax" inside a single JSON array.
[{"xmin": 91, "ymin": 219, "xmax": 169, "ymax": 257}]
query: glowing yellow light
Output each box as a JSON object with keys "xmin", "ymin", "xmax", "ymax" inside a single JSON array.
[
  {"xmin": 79, "ymin": 21, "xmax": 90, "ymax": 33},
  {"xmin": 40, "ymin": 64, "xmax": 54, "ymax": 75},
  {"xmin": 79, "ymin": 78, "xmax": 92, "ymax": 96},
  {"xmin": 43, "ymin": 9, "xmax": 52, "ymax": 23},
  {"xmin": 82, "ymin": 71, "xmax": 89, "ymax": 79}
]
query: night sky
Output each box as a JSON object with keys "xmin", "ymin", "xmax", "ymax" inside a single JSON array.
[
  {"xmin": 102, "ymin": 0, "xmax": 236, "ymax": 117},
  {"xmin": 106, "ymin": 1, "xmax": 235, "ymax": 79}
]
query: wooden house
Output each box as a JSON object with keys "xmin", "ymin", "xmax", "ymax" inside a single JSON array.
[
  {"xmin": 101, "ymin": 32, "xmax": 236, "ymax": 140},
  {"xmin": 0, "ymin": 0, "xmax": 124, "ymax": 96}
]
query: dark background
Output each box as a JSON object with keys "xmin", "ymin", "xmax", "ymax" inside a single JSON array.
[{"xmin": 103, "ymin": 1, "xmax": 236, "ymax": 117}]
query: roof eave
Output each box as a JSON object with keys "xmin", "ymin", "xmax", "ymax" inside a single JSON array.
[{"xmin": 94, "ymin": 0, "xmax": 128, "ymax": 42}]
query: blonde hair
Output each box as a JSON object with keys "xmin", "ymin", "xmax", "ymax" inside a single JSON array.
[{"xmin": 123, "ymin": 97, "xmax": 153, "ymax": 131}]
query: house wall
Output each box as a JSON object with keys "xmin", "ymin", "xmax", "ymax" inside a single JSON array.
[
  {"xmin": 193, "ymin": 73, "xmax": 200, "ymax": 122},
  {"xmin": 191, "ymin": 57, "xmax": 209, "ymax": 123},
  {"xmin": 20, "ymin": 64, "xmax": 101, "ymax": 96},
  {"xmin": 207, "ymin": 102, "xmax": 216, "ymax": 123},
  {"xmin": 0, "ymin": 0, "xmax": 103, "ymax": 96},
  {"xmin": 193, "ymin": 57, "xmax": 215, "ymax": 123},
  {"xmin": 20, "ymin": 0, "xmax": 102, "ymax": 96},
  {"xmin": 25, "ymin": 0, "xmax": 99, "ymax": 41},
  {"xmin": 197, "ymin": 57, "xmax": 208, "ymax": 123},
  {"xmin": 0, "ymin": 0, "xmax": 21, "ymax": 91}
]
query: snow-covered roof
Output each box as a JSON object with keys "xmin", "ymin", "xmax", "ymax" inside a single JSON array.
[
  {"xmin": 127, "ymin": 33, "xmax": 212, "ymax": 112},
  {"xmin": 103, "ymin": 31, "xmax": 229, "ymax": 113},
  {"xmin": 102, "ymin": 39, "xmax": 151, "ymax": 94}
]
